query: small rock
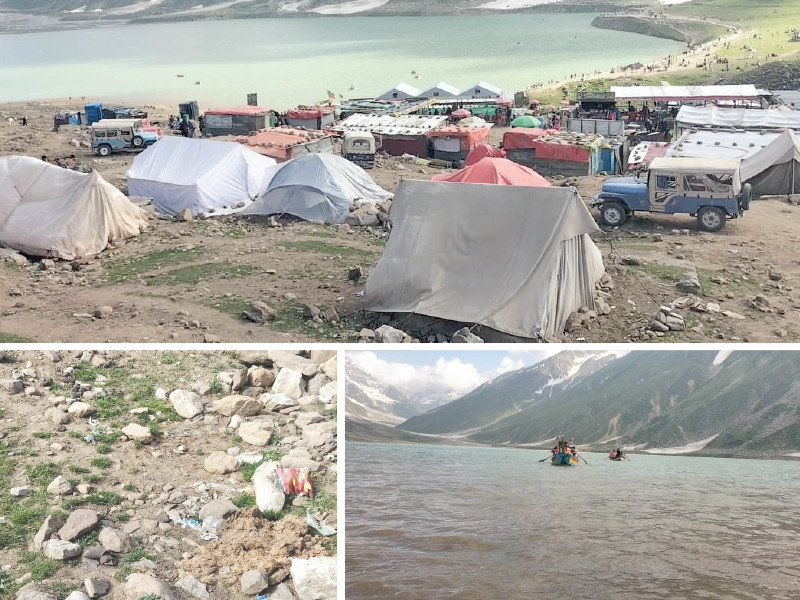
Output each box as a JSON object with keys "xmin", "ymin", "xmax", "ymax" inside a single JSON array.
[
  {"xmin": 121, "ymin": 423, "xmax": 153, "ymax": 443},
  {"xmin": 175, "ymin": 576, "xmax": 209, "ymax": 600},
  {"xmin": 43, "ymin": 539, "xmax": 82, "ymax": 560},
  {"xmin": 47, "ymin": 476, "xmax": 73, "ymax": 496},
  {"xmin": 10, "ymin": 486, "xmax": 32, "ymax": 497},
  {"xmin": 93, "ymin": 306, "xmax": 113, "ymax": 319},
  {"xmin": 451, "ymin": 327, "xmax": 484, "ymax": 343},
  {"xmin": 58, "ymin": 509, "xmax": 99, "ymax": 541},
  {"xmin": 98, "ymin": 528, "xmax": 136, "ymax": 554},
  {"xmin": 240, "ymin": 570, "xmax": 269, "ymax": 595},
  {"xmin": 84, "ymin": 578, "xmax": 111, "ymax": 599},
  {"xmin": 169, "ymin": 389, "xmax": 204, "ymax": 419},
  {"xmin": 203, "ymin": 451, "xmax": 239, "ymax": 474}
]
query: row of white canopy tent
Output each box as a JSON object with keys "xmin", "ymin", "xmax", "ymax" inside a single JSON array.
[{"xmin": 126, "ymin": 136, "xmax": 391, "ymax": 222}]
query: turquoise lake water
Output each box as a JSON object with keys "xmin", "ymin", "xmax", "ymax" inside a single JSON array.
[{"xmin": 0, "ymin": 14, "xmax": 683, "ymax": 108}]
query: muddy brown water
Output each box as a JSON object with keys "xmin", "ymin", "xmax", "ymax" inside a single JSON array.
[{"xmin": 346, "ymin": 442, "xmax": 800, "ymax": 599}]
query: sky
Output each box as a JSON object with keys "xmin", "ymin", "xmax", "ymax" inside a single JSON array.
[{"xmin": 346, "ymin": 349, "xmax": 562, "ymax": 400}]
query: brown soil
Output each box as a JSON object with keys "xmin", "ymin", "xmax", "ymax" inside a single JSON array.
[{"xmin": 1, "ymin": 100, "xmax": 798, "ymax": 343}]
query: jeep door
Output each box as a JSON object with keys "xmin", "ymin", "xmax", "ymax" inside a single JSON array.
[{"xmin": 649, "ymin": 171, "xmax": 677, "ymax": 213}]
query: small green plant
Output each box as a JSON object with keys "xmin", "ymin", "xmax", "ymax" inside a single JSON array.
[
  {"xmin": 86, "ymin": 474, "xmax": 103, "ymax": 484},
  {"xmin": 261, "ymin": 509, "xmax": 288, "ymax": 521},
  {"xmin": 96, "ymin": 443, "xmax": 112, "ymax": 455},
  {"xmin": 232, "ymin": 493, "xmax": 256, "ymax": 509},
  {"xmin": 209, "ymin": 380, "xmax": 225, "ymax": 395},
  {"xmin": 117, "ymin": 513, "xmax": 132, "ymax": 523},
  {"xmin": 31, "ymin": 432, "xmax": 51, "ymax": 439},
  {"xmin": 19, "ymin": 550, "xmax": 61, "ymax": 581},
  {"xmin": 68, "ymin": 431, "xmax": 84, "ymax": 439},
  {"xmin": 160, "ymin": 351, "xmax": 179, "ymax": 365},
  {"xmin": 123, "ymin": 483, "xmax": 138, "ymax": 492},
  {"xmin": 148, "ymin": 423, "xmax": 162, "ymax": 437},
  {"xmin": 91, "ymin": 457, "xmax": 112, "ymax": 469},
  {"xmin": 68, "ymin": 465, "xmax": 90, "ymax": 474},
  {"xmin": 196, "ymin": 449, "xmax": 205, "ymax": 456},
  {"xmin": 75, "ymin": 530, "xmax": 100, "ymax": 547},
  {"xmin": 270, "ymin": 433, "xmax": 284, "ymax": 445},
  {"xmin": 232, "ymin": 435, "xmax": 243, "ymax": 444},
  {"xmin": 25, "ymin": 461, "xmax": 61, "ymax": 487}
]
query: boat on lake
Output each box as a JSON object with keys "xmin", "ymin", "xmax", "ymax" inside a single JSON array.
[
  {"xmin": 609, "ymin": 448, "xmax": 628, "ymax": 461},
  {"xmin": 551, "ymin": 436, "xmax": 580, "ymax": 466}
]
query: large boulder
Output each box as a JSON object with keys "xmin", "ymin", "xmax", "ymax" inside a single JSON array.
[
  {"xmin": 271, "ymin": 368, "xmax": 304, "ymax": 400},
  {"xmin": 238, "ymin": 420, "xmax": 275, "ymax": 446},
  {"xmin": 98, "ymin": 528, "xmax": 136, "ymax": 553},
  {"xmin": 43, "ymin": 539, "xmax": 82, "ymax": 560}
]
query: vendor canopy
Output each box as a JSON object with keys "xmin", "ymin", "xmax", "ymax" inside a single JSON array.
[
  {"xmin": 675, "ymin": 106, "xmax": 800, "ymax": 130},
  {"xmin": 126, "ymin": 136, "xmax": 279, "ymax": 217},
  {"xmin": 610, "ymin": 84, "xmax": 759, "ymax": 102},
  {"xmin": 740, "ymin": 130, "xmax": 800, "ymax": 196},
  {"xmin": 363, "ymin": 180, "xmax": 604, "ymax": 339},
  {"xmin": 432, "ymin": 157, "xmax": 550, "ymax": 186},
  {"xmin": 242, "ymin": 153, "xmax": 391, "ymax": 224},
  {"xmin": 0, "ymin": 156, "xmax": 148, "ymax": 259},
  {"xmin": 465, "ymin": 144, "xmax": 506, "ymax": 166}
]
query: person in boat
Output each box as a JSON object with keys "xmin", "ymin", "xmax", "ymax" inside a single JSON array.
[{"xmin": 616, "ymin": 447, "xmax": 623, "ymax": 458}]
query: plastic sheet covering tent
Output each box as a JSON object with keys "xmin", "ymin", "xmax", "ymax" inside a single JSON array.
[
  {"xmin": 465, "ymin": 144, "xmax": 506, "ymax": 166},
  {"xmin": 740, "ymin": 130, "xmax": 800, "ymax": 196},
  {"xmin": 0, "ymin": 156, "xmax": 148, "ymax": 259},
  {"xmin": 242, "ymin": 153, "xmax": 392, "ymax": 224},
  {"xmin": 126, "ymin": 136, "xmax": 279, "ymax": 217},
  {"xmin": 432, "ymin": 157, "xmax": 551, "ymax": 186},
  {"xmin": 363, "ymin": 180, "xmax": 604, "ymax": 339},
  {"xmin": 675, "ymin": 106, "xmax": 800, "ymax": 131}
]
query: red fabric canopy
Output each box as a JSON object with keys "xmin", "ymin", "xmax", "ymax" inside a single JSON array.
[
  {"xmin": 502, "ymin": 127, "xmax": 559, "ymax": 150},
  {"xmin": 451, "ymin": 109, "xmax": 471, "ymax": 118},
  {"xmin": 465, "ymin": 144, "xmax": 506, "ymax": 166},
  {"xmin": 431, "ymin": 157, "xmax": 551, "ymax": 186}
]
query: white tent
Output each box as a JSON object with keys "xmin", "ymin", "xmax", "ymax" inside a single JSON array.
[
  {"xmin": 375, "ymin": 83, "xmax": 422, "ymax": 102},
  {"xmin": 126, "ymin": 136, "xmax": 279, "ymax": 217},
  {"xmin": 740, "ymin": 130, "xmax": 800, "ymax": 196},
  {"xmin": 363, "ymin": 180, "xmax": 604, "ymax": 339},
  {"xmin": 459, "ymin": 81, "xmax": 503, "ymax": 99},
  {"xmin": 419, "ymin": 82, "xmax": 461, "ymax": 99},
  {"xmin": 242, "ymin": 154, "xmax": 391, "ymax": 224},
  {"xmin": 0, "ymin": 156, "xmax": 148, "ymax": 259}
]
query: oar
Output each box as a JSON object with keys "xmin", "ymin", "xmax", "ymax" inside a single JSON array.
[
  {"xmin": 538, "ymin": 455, "xmax": 553, "ymax": 462},
  {"xmin": 579, "ymin": 454, "xmax": 590, "ymax": 465}
]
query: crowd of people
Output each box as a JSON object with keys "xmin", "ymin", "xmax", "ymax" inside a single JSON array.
[{"xmin": 551, "ymin": 436, "xmax": 579, "ymax": 465}]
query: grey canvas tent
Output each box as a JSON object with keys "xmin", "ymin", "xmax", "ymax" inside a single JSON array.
[
  {"xmin": 362, "ymin": 180, "xmax": 605, "ymax": 339},
  {"xmin": 739, "ymin": 130, "xmax": 800, "ymax": 196}
]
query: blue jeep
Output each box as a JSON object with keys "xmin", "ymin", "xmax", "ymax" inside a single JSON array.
[
  {"xmin": 91, "ymin": 119, "xmax": 160, "ymax": 157},
  {"xmin": 590, "ymin": 157, "xmax": 751, "ymax": 232}
]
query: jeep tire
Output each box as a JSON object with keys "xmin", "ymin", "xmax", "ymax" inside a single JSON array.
[
  {"xmin": 740, "ymin": 182, "xmax": 752, "ymax": 211},
  {"xmin": 132, "ymin": 136, "xmax": 144, "ymax": 148},
  {"xmin": 97, "ymin": 144, "xmax": 112, "ymax": 157},
  {"xmin": 600, "ymin": 202, "xmax": 627, "ymax": 227},
  {"xmin": 697, "ymin": 206, "xmax": 726, "ymax": 232}
]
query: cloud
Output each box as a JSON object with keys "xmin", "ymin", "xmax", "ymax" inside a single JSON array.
[
  {"xmin": 349, "ymin": 352, "xmax": 484, "ymax": 398},
  {"xmin": 482, "ymin": 356, "xmax": 526, "ymax": 382}
]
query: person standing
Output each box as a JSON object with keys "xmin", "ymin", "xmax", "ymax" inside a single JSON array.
[{"xmin": 21, "ymin": 115, "xmax": 27, "ymax": 126}]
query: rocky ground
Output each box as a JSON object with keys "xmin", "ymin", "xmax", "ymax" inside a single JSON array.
[
  {"xmin": 1, "ymin": 100, "xmax": 799, "ymax": 343},
  {"xmin": 0, "ymin": 350, "xmax": 338, "ymax": 600}
]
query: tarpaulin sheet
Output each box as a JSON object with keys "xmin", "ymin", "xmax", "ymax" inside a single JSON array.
[
  {"xmin": 242, "ymin": 153, "xmax": 391, "ymax": 224},
  {"xmin": 0, "ymin": 156, "xmax": 148, "ymax": 259},
  {"xmin": 502, "ymin": 128, "xmax": 558, "ymax": 150},
  {"xmin": 611, "ymin": 84, "xmax": 759, "ymax": 101},
  {"xmin": 465, "ymin": 144, "xmax": 506, "ymax": 166},
  {"xmin": 676, "ymin": 106, "xmax": 800, "ymax": 130},
  {"xmin": 425, "ymin": 126, "xmax": 491, "ymax": 151},
  {"xmin": 127, "ymin": 136, "xmax": 279, "ymax": 216},
  {"xmin": 287, "ymin": 107, "xmax": 333, "ymax": 119},
  {"xmin": 432, "ymin": 157, "xmax": 550, "ymax": 186},
  {"xmin": 529, "ymin": 140, "xmax": 592, "ymax": 163},
  {"xmin": 363, "ymin": 180, "xmax": 604, "ymax": 339}
]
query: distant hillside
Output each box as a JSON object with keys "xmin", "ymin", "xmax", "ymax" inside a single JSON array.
[
  {"xmin": 397, "ymin": 351, "xmax": 620, "ymax": 436},
  {"xmin": 395, "ymin": 350, "xmax": 800, "ymax": 456},
  {"xmin": 0, "ymin": 0, "xmax": 664, "ymax": 23},
  {"xmin": 345, "ymin": 358, "xmax": 420, "ymax": 425},
  {"xmin": 346, "ymin": 416, "xmax": 452, "ymax": 444}
]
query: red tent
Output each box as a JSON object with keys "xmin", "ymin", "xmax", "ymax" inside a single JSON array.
[
  {"xmin": 431, "ymin": 157, "xmax": 551, "ymax": 186},
  {"xmin": 465, "ymin": 143, "xmax": 506, "ymax": 166}
]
